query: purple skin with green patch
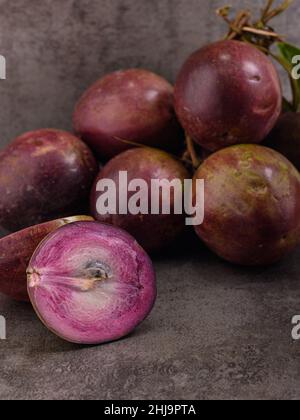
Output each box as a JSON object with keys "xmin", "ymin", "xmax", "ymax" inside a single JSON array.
[
  {"xmin": 27, "ymin": 221, "xmax": 157, "ymax": 345},
  {"xmin": 175, "ymin": 40, "xmax": 282, "ymax": 152},
  {"xmin": 194, "ymin": 145, "xmax": 300, "ymax": 266},
  {"xmin": 90, "ymin": 147, "xmax": 190, "ymax": 253},
  {"xmin": 73, "ymin": 69, "xmax": 183, "ymax": 160},
  {"xmin": 0, "ymin": 129, "xmax": 98, "ymax": 232}
]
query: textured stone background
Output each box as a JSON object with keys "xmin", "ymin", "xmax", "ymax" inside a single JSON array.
[
  {"xmin": 1, "ymin": 0, "xmax": 300, "ymax": 400},
  {"xmin": 0, "ymin": 0, "xmax": 299, "ymax": 144}
]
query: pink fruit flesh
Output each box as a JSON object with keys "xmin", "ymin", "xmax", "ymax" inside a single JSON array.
[
  {"xmin": 0, "ymin": 216, "xmax": 93, "ymax": 302},
  {"xmin": 0, "ymin": 129, "xmax": 98, "ymax": 232},
  {"xmin": 73, "ymin": 69, "xmax": 183, "ymax": 160},
  {"xmin": 27, "ymin": 221, "xmax": 156, "ymax": 345},
  {"xmin": 175, "ymin": 40, "xmax": 282, "ymax": 152}
]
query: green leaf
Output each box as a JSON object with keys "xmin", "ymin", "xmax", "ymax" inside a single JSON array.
[
  {"xmin": 276, "ymin": 42, "xmax": 300, "ymax": 112},
  {"xmin": 277, "ymin": 42, "xmax": 300, "ymax": 64}
]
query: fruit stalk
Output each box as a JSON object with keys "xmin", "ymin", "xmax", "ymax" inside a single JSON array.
[
  {"xmin": 217, "ymin": 0, "xmax": 292, "ymax": 45},
  {"xmin": 186, "ymin": 136, "xmax": 201, "ymax": 170}
]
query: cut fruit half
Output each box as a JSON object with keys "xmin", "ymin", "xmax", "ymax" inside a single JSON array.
[{"xmin": 27, "ymin": 221, "xmax": 156, "ymax": 345}]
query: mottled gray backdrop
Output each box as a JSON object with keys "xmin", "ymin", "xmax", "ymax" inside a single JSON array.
[
  {"xmin": 1, "ymin": 0, "xmax": 300, "ymax": 401},
  {"xmin": 0, "ymin": 0, "xmax": 299, "ymax": 145}
]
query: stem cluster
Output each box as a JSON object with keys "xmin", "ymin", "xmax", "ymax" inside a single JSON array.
[{"xmin": 217, "ymin": 0, "xmax": 293, "ymax": 48}]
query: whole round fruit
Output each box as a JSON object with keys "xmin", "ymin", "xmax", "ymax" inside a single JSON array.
[
  {"xmin": 193, "ymin": 145, "xmax": 300, "ymax": 266},
  {"xmin": 90, "ymin": 148, "xmax": 190, "ymax": 253},
  {"xmin": 27, "ymin": 221, "xmax": 156, "ymax": 345},
  {"xmin": 73, "ymin": 69, "xmax": 183, "ymax": 160},
  {"xmin": 175, "ymin": 40, "xmax": 282, "ymax": 152},
  {"xmin": 0, "ymin": 129, "xmax": 98, "ymax": 232},
  {"xmin": 0, "ymin": 216, "xmax": 93, "ymax": 302},
  {"xmin": 265, "ymin": 112, "xmax": 300, "ymax": 170}
]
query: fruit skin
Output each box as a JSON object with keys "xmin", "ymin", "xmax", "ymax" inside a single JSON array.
[
  {"xmin": 27, "ymin": 221, "xmax": 156, "ymax": 345},
  {"xmin": 193, "ymin": 144, "xmax": 300, "ymax": 266},
  {"xmin": 175, "ymin": 40, "xmax": 282, "ymax": 152},
  {"xmin": 73, "ymin": 69, "xmax": 183, "ymax": 160},
  {"xmin": 90, "ymin": 148, "xmax": 190, "ymax": 253},
  {"xmin": 265, "ymin": 112, "xmax": 300, "ymax": 170},
  {"xmin": 0, "ymin": 129, "xmax": 98, "ymax": 232},
  {"xmin": 0, "ymin": 216, "xmax": 93, "ymax": 302}
]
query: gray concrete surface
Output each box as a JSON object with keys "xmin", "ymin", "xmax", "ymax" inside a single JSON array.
[
  {"xmin": 1, "ymin": 0, "xmax": 300, "ymax": 400},
  {"xmin": 1, "ymin": 239, "xmax": 300, "ymax": 400}
]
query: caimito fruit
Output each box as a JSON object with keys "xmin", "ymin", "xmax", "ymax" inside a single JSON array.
[
  {"xmin": 193, "ymin": 144, "xmax": 300, "ymax": 266},
  {"xmin": 0, "ymin": 216, "xmax": 93, "ymax": 302},
  {"xmin": 175, "ymin": 40, "xmax": 282, "ymax": 152},
  {"xmin": 0, "ymin": 129, "xmax": 98, "ymax": 232},
  {"xmin": 73, "ymin": 69, "xmax": 183, "ymax": 160},
  {"xmin": 90, "ymin": 147, "xmax": 190, "ymax": 253},
  {"xmin": 27, "ymin": 221, "xmax": 156, "ymax": 345}
]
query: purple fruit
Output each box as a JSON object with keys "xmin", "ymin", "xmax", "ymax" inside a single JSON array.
[
  {"xmin": 0, "ymin": 129, "xmax": 98, "ymax": 232},
  {"xmin": 73, "ymin": 69, "xmax": 183, "ymax": 160},
  {"xmin": 175, "ymin": 40, "xmax": 282, "ymax": 152},
  {"xmin": 265, "ymin": 112, "xmax": 300, "ymax": 170},
  {"xmin": 27, "ymin": 221, "xmax": 156, "ymax": 345},
  {"xmin": 193, "ymin": 145, "xmax": 300, "ymax": 266},
  {"xmin": 90, "ymin": 148, "xmax": 190, "ymax": 253},
  {"xmin": 0, "ymin": 216, "xmax": 93, "ymax": 302}
]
